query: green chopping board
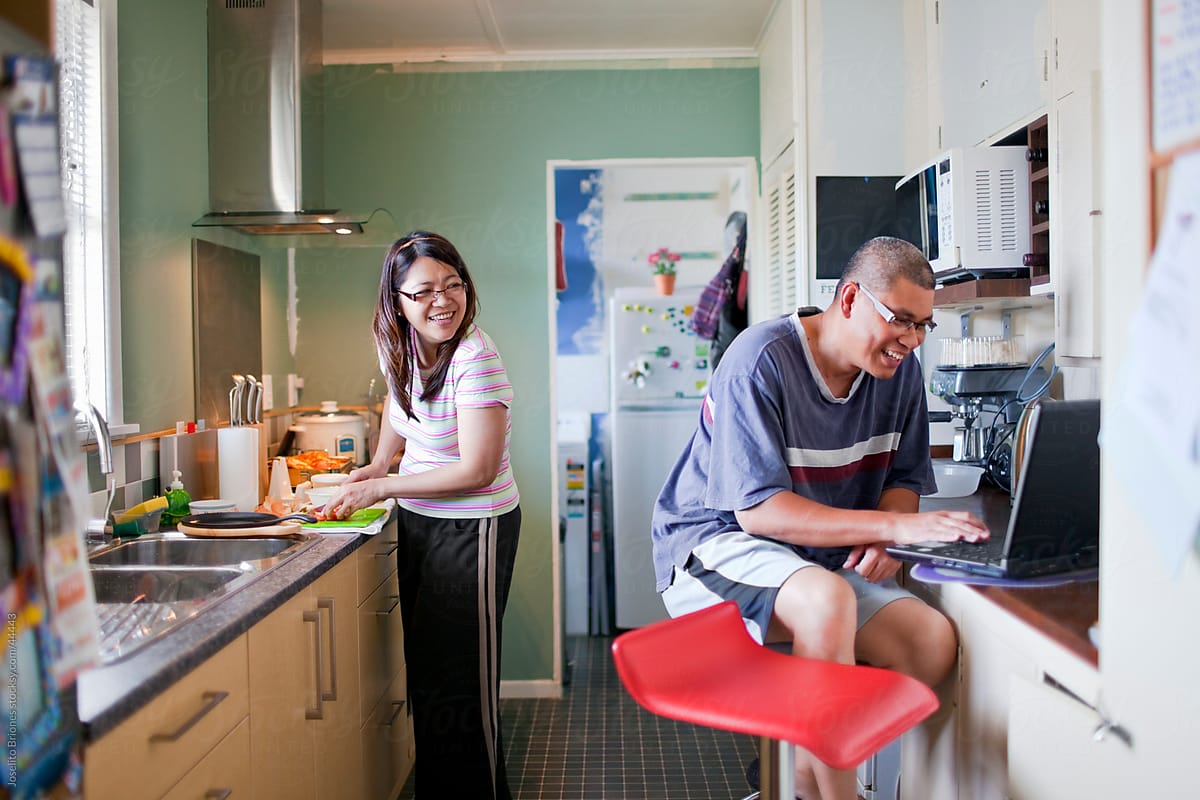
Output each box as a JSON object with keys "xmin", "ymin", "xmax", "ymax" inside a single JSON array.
[{"xmin": 301, "ymin": 507, "xmax": 388, "ymax": 529}]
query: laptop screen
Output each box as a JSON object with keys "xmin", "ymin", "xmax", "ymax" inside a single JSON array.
[{"xmin": 1003, "ymin": 399, "xmax": 1101, "ymax": 573}]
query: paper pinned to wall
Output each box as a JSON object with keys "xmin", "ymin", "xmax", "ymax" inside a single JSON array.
[
  {"xmin": 1151, "ymin": 0, "xmax": 1200, "ymax": 154},
  {"xmin": 1109, "ymin": 149, "xmax": 1200, "ymax": 572}
]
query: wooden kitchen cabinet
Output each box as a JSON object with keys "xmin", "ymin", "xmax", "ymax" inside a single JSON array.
[
  {"xmin": 248, "ymin": 555, "xmax": 363, "ymax": 800},
  {"xmin": 363, "ymin": 669, "xmax": 416, "ymax": 800},
  {"xmin": 248, "ymin": 588, "xmax": 317, "ymax": 797},
  {"xmin": 355, "ymin": 517, "xmax": 414, "ymax": 799},
  {"xmin": 84, "ymin": 635, "xmax": 250, "ymax": 800},
  {"xmin": 84, "ymin": 525, "xmax": 411, "ymax": 800},
  {"xmin": 160, "ymin": 717, "xmax": 251, "ymax": 800}
]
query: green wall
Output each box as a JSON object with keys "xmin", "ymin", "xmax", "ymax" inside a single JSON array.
[
  {"xmin": 117, "ymin": 0, "xmax": 758, "ymax": 681},
  {"xmin": 309, "ymin": 67, "xmax": 759, "ymax": 680}
]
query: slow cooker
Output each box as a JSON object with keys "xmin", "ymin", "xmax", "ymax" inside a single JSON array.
[{"xmin": 291, "ymin": 401, "xmax": 367, "ymax": 466}]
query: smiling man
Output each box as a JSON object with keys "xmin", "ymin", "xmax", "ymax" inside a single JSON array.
[{"xmin": 650, "ymin": 236, "xmax": 989, "ymax": 800}]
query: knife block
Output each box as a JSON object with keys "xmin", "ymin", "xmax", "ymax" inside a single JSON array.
[{"xmin": 218, "ymin": 426, "xmax": 261, "ymax": 512}]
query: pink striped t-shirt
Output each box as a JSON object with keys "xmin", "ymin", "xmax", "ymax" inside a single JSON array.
[{"xmin": 384, "ymin": 324, "xmax": 519, "ymax": 518}]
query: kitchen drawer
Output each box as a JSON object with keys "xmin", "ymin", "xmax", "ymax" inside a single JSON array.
[
  {"xmin": 358, "ymin": 566, "xmax": 405, "ymax": 724},
  {"xmin": 356, "ymin": 517, "xmax": 399, "ymax": 604},
  {"xmin": 161, "ymin": 716, "xmax": 251, "ymax": 800},
  {"xmin": 85, "ymin": 635, "xmax": 249, "ymax": 800},
  {"xmin": 362, "ymin": 669, "xmax": 414, "ymax": 800}
]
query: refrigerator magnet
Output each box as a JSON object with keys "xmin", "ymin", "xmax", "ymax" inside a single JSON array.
[{"xmin": 0, "ymin": 238, "xmax": 33, "ymax": 405}]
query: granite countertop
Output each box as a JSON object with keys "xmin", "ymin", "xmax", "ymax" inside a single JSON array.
[
  {"xmin": 919, "ymin": 483, "xmax": 1100, "ymax": 667},
  {"xmin": 76, "ymin": 531, "xmax": 369, "ymax": 740}
]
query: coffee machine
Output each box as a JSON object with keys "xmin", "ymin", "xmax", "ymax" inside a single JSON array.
[{"xmin": 929, "ymin": 364, "xmax": 1048, "ymax": 465}]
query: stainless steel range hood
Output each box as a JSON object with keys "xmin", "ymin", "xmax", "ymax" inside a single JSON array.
[{"xmin": 193, "ymin": 0, "xmax": 372, "ymax": 236}]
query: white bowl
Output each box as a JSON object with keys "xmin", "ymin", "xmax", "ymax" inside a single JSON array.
[
  {"xmin": 310, "ymin": 472, "xmax": 349, "ymax": 487},
  {"xmin": 929, "ymin": 462, "xmax": 985, "ymax": 498},
  {"xmin": 305, "ymin": 486, "xmax": 339, "ymax": 509},
  {"xmin": 189, "ymin": 498, "xmax": 237, "ymax": 514}
]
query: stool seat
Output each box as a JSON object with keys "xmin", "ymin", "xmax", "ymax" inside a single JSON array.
[{"xmin": 611, "ymin": 600, "xmax": 938, "ymax": 771}]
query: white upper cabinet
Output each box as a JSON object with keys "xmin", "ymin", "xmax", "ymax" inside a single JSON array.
[
  {"xmin": 937, "ymin": 0, "xmax": 1050, "ymax": 147},
  {"xmin": 1050, "ymin": 0, "xmax": 1100, "ymax": 102},
  {"xmin": 759, "ymin": 0, "xmax": 798, "ymax": 168},
  {"xmin": 1045, "ymin": 0, "xmax": 1103, "ymax": 360}
]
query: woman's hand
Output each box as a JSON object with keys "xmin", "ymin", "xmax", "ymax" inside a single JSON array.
[
  {"xmin": 325, "ymin": 479, "xmax": 381, "ymax": 520},
  {"xmin": 843, "ymin": 543, "xmax": 901, "ymax": 583}
]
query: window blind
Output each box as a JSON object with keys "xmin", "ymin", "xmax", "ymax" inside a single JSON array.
[{"xmin": 56, "ymin": 0, "xmax": 109, "ymax": 413}]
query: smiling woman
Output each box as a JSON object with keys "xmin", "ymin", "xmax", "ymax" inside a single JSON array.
[{"xmin": 325, "ymin": 230, "xmax": 523, "ymax": 799}]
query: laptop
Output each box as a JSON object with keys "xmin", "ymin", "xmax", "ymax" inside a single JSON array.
[{"xmin": 886, "ymin": 399, "xmax": 1101, "ymax": 579}]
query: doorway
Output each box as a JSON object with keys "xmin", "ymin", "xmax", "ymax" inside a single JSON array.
[{"xmin": 546, "ymin": 157, "xmax": 757, "ymax": 652}]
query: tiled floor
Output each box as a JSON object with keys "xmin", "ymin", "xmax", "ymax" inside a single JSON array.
[{"xmin": 399, "ymin": 634, "xmax": 757, "ymax": 799}]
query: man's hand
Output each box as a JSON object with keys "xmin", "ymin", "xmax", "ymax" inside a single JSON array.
[
  {"xmin": 890, "ymin": 510, "xmax": 990, "ymax": 545},
  {"xmin": 843, "ymin": 543, "xmax": 901, "ymax": 583}
]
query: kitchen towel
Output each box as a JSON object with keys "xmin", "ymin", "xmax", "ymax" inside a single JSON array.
[{"xmin": 217, "ymin": 426, "xmax": 261, "ymax": 513}]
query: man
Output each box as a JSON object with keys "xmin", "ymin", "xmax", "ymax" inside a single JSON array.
[{"xmin": 651, "ymin": 236, "xmax": 989, "ymax": 800}]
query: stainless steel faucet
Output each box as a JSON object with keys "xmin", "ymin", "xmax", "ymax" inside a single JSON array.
[{"xmin": 82, "ymin": 403, "xmax": 116, "ymax": 545}]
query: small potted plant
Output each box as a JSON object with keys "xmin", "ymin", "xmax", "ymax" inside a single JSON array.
[{"xmin": 648, "ymin": 247, "xmax": 681, "ymax": 295}]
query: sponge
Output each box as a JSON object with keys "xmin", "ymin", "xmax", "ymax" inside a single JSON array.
[{"xmin": 113, "ymin": 495, "xmax": 168, "ymax": 525}]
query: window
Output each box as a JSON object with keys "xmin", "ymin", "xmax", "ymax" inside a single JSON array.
[{"xmin": 57, "ymin": 0, "xmax": 128, "ymax": 430}]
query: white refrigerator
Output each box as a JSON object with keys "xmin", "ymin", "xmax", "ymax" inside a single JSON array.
[{"xmin": 609, "ymin": 288, "xmax": 711, "ymax": 629}]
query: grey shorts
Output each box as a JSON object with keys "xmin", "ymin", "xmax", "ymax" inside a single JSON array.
[{"xmin": 661, "ymin": 530, "xmax": 917, "ymax": 644}]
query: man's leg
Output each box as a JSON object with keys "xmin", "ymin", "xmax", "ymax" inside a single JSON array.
[
  {"xmin": 765, "ymin": 568, "xmax": 859, "ymax": 800},
  {"xmin": 853, "ymin": 596, "xmax": 957, "ymax": 686}
]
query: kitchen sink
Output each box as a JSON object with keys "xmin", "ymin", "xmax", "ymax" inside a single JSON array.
[
  {"xmin": 89, "ymin": 534, "xmax": 308, "ymax": 569},
  {"xmin": 90, "ymin": 565, "xmax": 253, "ymax": 604},
  {"xmin": 89, "ymin": 531, "xmax": 320, "ymax": 663}
]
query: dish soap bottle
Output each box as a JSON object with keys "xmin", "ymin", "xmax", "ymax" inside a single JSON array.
[{"xmin": 162, "ymin": 469, "xmax": 192, "ymax": 527}]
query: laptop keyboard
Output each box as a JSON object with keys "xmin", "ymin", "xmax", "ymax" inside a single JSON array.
[{"xmin": 906, "ymin": 537, "xmax": 1006, "ymax": 562}]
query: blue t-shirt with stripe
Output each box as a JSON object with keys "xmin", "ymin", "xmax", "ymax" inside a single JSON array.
[{"xmin": 651, "ymin": 310, "xmax": 936, "ymax": 591}]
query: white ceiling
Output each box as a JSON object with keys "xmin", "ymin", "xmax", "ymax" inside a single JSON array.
[{"xmin": 322, "ymin": 0, "xmax": 778, "ymax": 65}]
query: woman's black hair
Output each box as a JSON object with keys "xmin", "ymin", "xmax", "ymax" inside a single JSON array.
[{"xmin": 372, "ymin": 231, "xmax": 480, "ymax": 419}]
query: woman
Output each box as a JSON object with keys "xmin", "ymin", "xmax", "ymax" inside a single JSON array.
[{"xmin": 326, "ymin": 231, "xmax": 520, "ymax": 800}]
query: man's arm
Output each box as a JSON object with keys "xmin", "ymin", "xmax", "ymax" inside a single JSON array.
[
  {"xmin": 733, "ymin": 486, "xmax": 986, "ymax": 549},
  {"xmin": 840, "ymin": 487, "xmax": 923, "ymax": 581},
  {"xmin": 876, "ymin": 486, "xmax": 920, "ymax": 514}
]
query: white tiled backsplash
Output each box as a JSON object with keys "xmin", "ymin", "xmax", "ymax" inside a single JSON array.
[{"xmin": 86, "ymin": 413, "xmax": 299, "ymax": 519}]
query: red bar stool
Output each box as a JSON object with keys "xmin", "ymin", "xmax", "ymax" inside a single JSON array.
[{"xmin": 611, "ymin": 601, "xmax": 939, "ymax": 800}]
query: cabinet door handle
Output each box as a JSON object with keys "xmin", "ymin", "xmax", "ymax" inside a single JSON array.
[
  {"xmin": 381, "ymin": 700, "xmax": 406, "ymax": 728},
  {"xmin": 1092, "ymin": 719, "xmax": 1134, "ymax": 748},
  {"xmin": 148, "ymin": 691, "xmax": 229, "ymax": 743},
  {"xmin": 204, "ymin": 790, "xmax": 233, "ymax": 800},
  {"xmin": 371, "ymin": 595, "xmax": 400, "ymax": 616},
  {"xmin": 372, "ymin": 540, "xmax": 400, "ymax": 558},
  {"xmin": 317, "ymin": 597, "xmax": 338, "ymax": 702},
  {"xmin": 303, "ymin": 609, "xmax": 324, "ymax": 720}
]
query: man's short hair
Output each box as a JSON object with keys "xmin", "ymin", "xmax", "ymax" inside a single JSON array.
[{"xmin": 835, "ymin": 237, "xmax": 935, "ymax": 295}]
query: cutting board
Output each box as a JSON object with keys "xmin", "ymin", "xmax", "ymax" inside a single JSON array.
[
  {"xmin": 301, "ymin": 507, "xmax": 388, "ymax": 529},
  {"xmin": 178, "ymin": 520, "xmax": 305, "ymax": 539}
]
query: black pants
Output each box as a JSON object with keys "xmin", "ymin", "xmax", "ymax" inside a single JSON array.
[{"xmin": 397, "ymin": 506, "xmax": 521, "ymax": 800}]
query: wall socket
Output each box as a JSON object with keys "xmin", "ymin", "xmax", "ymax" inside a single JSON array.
[
  {"xmin": 286, "ymin": 373, "xmax": 302, "ymax": 407},
  {"xmin": 260, "ymin": 374, "xmax": 274, "ymax": 411}
]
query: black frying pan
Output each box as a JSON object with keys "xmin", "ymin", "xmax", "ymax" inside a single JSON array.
[{"xmin": 180, "ymin": 511, "xmax": 317, "ymax": 529}]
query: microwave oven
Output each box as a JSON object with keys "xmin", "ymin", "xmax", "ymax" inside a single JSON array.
[{"xmin": 894, "ymin": 146, "xmax": 1031, "ymax": 282}]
